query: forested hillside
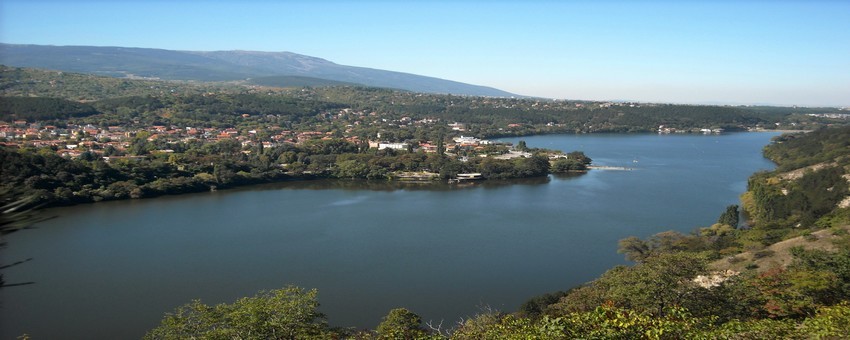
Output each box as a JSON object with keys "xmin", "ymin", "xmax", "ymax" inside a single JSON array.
[
  {"xmin": 0, "ymin": 97, "xmax": 99, "ymax": 120},
  {"xmin": 744, "ymin": 127, "xmax": 850, "ymax": 229}
]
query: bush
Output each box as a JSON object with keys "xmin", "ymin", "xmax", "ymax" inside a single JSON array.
[
  {"xmin": 727, "ymin": 256, "xmax": 744, "ymax": 264},
  {"xmin": 753, "ymin": 249, "xmax": 775, "ymax": 259},
  {"xmin": 144, "ymin": 286, "xmax": 335, "ymax": 339},
  {"xmin": 375, "ymin": 308, "xmax": 429, "ymax": 339}
]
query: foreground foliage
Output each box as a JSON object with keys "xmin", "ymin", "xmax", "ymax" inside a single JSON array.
[
  {"xmin": 144, "ymin": 286, "xmax": 337, "ymax": 339},
  {"xmin": 147, "ymin": 286, "xmax": 850, "ymax": 339}
]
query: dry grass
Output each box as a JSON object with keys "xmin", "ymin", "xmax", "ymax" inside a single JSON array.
[
  {"xmin": 710, "ymin": 225, "xmax": 850, "ymax": 274},
  {"xmin": 776, "ymin": 162, "xmax": 838, "ymax": 181}
]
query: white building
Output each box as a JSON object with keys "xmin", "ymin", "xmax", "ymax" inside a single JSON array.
[{"xmin": 378, "ymin": 142, "xmax": 408, "ymax": 150}]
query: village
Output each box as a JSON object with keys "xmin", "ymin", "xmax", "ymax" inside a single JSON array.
[{"xmin": 0, "ymin": 107, "xmax": 532, "ymax": 162}]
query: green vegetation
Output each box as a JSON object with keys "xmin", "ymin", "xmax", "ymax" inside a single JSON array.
[
  {"xmin": 0, "ymin": 97, "xmax": 99, "ymax": 121},
  {"xmin": 717, "ymin": 204, "xmax": 740, "ymax": 228},
  {"xmin": 743, "ymin": 127, "xmax": 850, "ymax": 230},
  {"xmin": 144, "ymin": 286, "xmax": 336, "ymax": 339},
  {"xmin": 0, "ymin": 65, "xmax": 228, "ymax": 101},
  {"xmin": 147, "ymin": 283, "xmax": 850, "ymax": 339},
  {"xmin": 764, "ymin": 126, "xmax": 850, "ymax": 172},
  {"xmin": 249, "ymin": 75, "xmax": 361, "ymax": 88},
  {"xmin": 375, "ymin": 308, "xmax": 431, "ymax": 339}
]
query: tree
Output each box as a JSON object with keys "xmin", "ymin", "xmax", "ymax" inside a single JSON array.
[
  {"xmin": 575, "ymin": 252, "xmax": 709, "ymax": 316},
  {"xmin": 334, "ymin": 159, "xmax": 369, "ymax": 179},
  {"xmin": 618, "ymin": 236, "xmax": 651, "ymax": 262},
  {"xmin": 718, "ymin": 204, "xmax": 740, "ymax": 228},
  {"xmin": 436, "ymin": 138, "xmax": 445, "ymax": 156},
  {"xmin": 128, "ymin": 130, "xmax": 153, "ymax": 155},
  {"xmin": 567, "ymin": 151, "xmax": 592, "ymax": 165},
  {"xmin": 551, "ymin": 158, "xmax": 586, "ymax": 172},
  {"xmin": 618, "ymin": 231, "xmax": 705, "ymax": 263},
  {"xmin": 375, "ymin": 308, "xmax": 429, "ymax": 339},
  {"xmin": 518, "ymin": 290, "xmax": 569, "ymax": 318},
  {"xmin": 144, "ymin": 286, "xmax": 335, "ymax": 339},
  {"xmin": 800, "ymin": 303, "xmax": 850, "ymax": 338},
  {"xmin": 516, "ymin": 140, "xmax": 528, "ymax": 151}
]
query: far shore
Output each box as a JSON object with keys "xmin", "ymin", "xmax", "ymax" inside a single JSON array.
[{"xmin": 748, "ymin": 128, "xmax": 811, "ymax": 133}]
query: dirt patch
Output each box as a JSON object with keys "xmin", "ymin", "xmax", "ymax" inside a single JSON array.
[{"xmin": 776, "ymin": 162, "xmax": 837, "ymax": 181}]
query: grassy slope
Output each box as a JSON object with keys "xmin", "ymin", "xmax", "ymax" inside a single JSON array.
[{"xmin": 711, "ymin": 225, "xmax": 850, "ymax": 273}]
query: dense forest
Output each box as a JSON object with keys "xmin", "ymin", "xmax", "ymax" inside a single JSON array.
[{"xmin": 0, "ymin": 97, "xmax": 99, "ymax": 120}]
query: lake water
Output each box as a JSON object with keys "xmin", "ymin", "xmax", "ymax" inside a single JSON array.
[{"xmin": 0, "ymin": 132, "xmax": 780, "ymax": 339}]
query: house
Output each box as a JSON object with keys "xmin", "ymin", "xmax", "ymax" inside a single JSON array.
[
  {"xmin": 448, "ymin": 122, "xmax": 466, "ymax": 131},
  {"xmin": 418, "ymin": 143, "xmax": 439, "ymax": 153},
  {"xmin": 453, "ymin": 136, "xmax": 490, "ymax": 146},
  {"xmin": 378, "ymin": 142, "xmax": 408, "ymax": 151}
]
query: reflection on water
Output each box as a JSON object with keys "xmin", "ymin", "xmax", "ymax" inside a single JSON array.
[{"xmin": 230, "ymin": 175, "xmax": 555, "ymax": 193}]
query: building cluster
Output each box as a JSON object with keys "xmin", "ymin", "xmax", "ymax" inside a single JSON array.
[
  {"xmin": 0, "ymin": 118, "xmax": 364, "ymax": 158},
  {"xmin": 1, "ymin": 115, "xmax": 504, "ymax": 160},
  {"xmin": 807, "ymin": 113, "xmax": 850, "ymax": 119},
  {"xmin": 1, "ymin": 101, "xmax": 537, "ymax": 160},
  {"xmin": 658, "ymin": 125, "xmax": 724, "ymax": 134}
]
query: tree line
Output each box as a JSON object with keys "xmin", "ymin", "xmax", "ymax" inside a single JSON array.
[{"xmin": 0, "ymin": 138, "xmax": 591, "ymax": 208}]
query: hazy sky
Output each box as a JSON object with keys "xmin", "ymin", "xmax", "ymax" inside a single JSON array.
[{"xmin": 1, "ymin": 0, "xmax": 848, "ymax": 106}]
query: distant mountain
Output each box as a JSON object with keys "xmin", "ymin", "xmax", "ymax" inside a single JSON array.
[
  {"xmin": 248, "ymin": 75, "xmax": 359, "ymax": 88},
  {"xmin": 0, "ymin": 44, "xmax": 516, "ymax": 97}
]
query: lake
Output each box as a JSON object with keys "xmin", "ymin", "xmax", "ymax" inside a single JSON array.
[{"xmin": 0, "ymin": 132, "xmax": 780, "ymax": 339}]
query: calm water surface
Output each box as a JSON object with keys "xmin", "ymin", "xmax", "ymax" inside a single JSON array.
[{"xmin": 1, "ymin": 132, "xmax": 780, "ymax": 339}]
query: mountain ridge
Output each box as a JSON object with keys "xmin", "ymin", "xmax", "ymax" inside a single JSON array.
[{"xmin": 0, "ymin": 43, "xmax": 517, "ymax": 97}]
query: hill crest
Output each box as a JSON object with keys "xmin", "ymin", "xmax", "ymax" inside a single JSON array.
[{"xmin": 0, "ymin": 43, "xmax": 516, "ymax": 97}]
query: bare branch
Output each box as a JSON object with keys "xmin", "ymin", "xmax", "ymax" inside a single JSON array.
[{"xmin": 426, "ymin": 319, "xmax": 452, "ymax": 337}]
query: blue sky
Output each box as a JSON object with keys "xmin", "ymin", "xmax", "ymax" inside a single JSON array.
[{"xmin": 1, "ymin": 1, "xmax": 848, "ymax": 106}]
